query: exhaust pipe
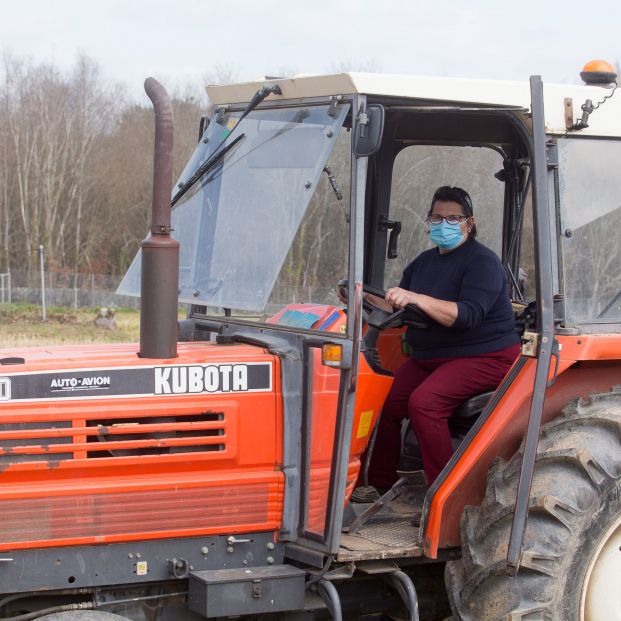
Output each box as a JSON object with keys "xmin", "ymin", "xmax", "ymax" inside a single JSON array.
[{"xmin": 139, "ymin": 77, "xmax": 179, "ymax": 359}]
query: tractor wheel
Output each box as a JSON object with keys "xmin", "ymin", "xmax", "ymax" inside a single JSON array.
[{"xmin": 445, "ymin": 387, "xmax": 621, "ymax": 620}]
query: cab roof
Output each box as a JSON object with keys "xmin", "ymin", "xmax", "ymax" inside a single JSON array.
[{"xmin": 206, "ymin": 72, "xmax": 621, "ymax": 138}]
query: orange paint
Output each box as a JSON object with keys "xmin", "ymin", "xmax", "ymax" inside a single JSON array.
[
  {"xmin": 424, "ymin": 333, "xmax": 621, "ymax": 557},
  {"xmin": 303, "ymin": 321, "xmax": 393, "ymax": 534},
  {"xmin": 0, "ymin": 342, "xmax": 283, "ymax": 550}
]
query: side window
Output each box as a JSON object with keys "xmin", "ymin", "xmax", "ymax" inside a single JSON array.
[
  {"xmin": 558, "ymin": 138, "xmax": 621, "ymax": 323},
  {"xmin": 385, "ymin": 146, "xmax": 505, "ymax": 286},
  {"xmin": 516, "ymin": 188, "xmax": 536, "ymax": 302}
]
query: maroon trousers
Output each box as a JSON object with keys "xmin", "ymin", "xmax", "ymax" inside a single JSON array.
[{"xmin": 368, "ymin": 344, "xmax": 521, "ymax": 485}]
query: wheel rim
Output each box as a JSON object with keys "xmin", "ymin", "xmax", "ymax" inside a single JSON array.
[{"xmin": 581, "ymin": 514, "xmax": 621, "ymax": 620}]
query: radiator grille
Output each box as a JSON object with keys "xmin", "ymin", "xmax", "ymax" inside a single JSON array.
[{"xmin": 0, "ymin": 410, "xmax": 227, "ymax": 463}]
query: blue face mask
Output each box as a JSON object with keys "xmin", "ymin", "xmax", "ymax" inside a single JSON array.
[{"xmin": 429, "ymin": 220, "xmax": 464, "ymax": 250}]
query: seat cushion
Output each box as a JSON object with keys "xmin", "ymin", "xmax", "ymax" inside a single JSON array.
[{"xmin": 453, "ymin": 391, "xmax": 494, "ymax": 419}]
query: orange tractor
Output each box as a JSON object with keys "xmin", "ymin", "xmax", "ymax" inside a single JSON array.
[{"xmin": 0, "ymin": 60, "xmax": 620, "ymax": 620}]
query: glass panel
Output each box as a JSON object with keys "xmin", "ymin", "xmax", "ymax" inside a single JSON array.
[
  {"xmin": 518, "ymin": 187, "xmax": 536, "ymax": 302},
  {"xmin": 384, "ymin": 146, "xmax": 505, "ymax": 286},
  {"xmin": 558, "ymin": 138, "xmax": 621, "ymax": 323},
  {"xmin": 118, "ymin": 103, "xmax": 350, "ymax": 318},
  {"xmin": 266, "ymin": 128, "xmax": 351, "ymax": 315},
  {"xmin": 304, "ymin": 348, "xmax": 340, "ymax": 537}
]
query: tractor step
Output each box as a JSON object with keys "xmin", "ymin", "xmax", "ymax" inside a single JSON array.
[{"xmin": 337, "ymin": 518, "xmax": 423, "ymax": 562}]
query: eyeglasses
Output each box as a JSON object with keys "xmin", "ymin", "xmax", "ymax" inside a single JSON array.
[{"xmin": 426, "ymin": 214, "xmax": 471, "ymax": 225}]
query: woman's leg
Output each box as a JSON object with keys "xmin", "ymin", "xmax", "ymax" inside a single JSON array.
[
  {"xmin": 409, "ymin": 345, "xmax": 520, "ymax": 483},
  {"xmin": 367, "ymin": 357, "xmax": 431, "ymax": 488}
]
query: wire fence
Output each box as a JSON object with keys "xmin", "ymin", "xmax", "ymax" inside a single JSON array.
[
  {"xmin": 0, "ymin": 270, "xmax": 139, "ymax": 309},
  {"xmin": 0, "ymin": 272, "xmax": 10, "ymax": 304},
  {"xmin": 0, "ymin": 270, "xmax": 341, "ymax": 312}
]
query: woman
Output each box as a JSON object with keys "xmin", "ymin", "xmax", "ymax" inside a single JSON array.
[{"xmin": 367, "ymin": 185, "xmax": 521, "ymax": 487}]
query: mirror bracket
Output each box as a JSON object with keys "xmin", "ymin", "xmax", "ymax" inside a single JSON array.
[
  {"xmin": 353, "ymin": 103, "xmax": 385, "ymax": 157},
  {"xmin": 328, "ymin": 95, "xmax": 344, "ymax": 118}
]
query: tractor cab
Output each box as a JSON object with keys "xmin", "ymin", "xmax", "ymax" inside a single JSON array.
[{"xmin": 119, "ymin": 65, "xmax": 621, "ymax": 544}]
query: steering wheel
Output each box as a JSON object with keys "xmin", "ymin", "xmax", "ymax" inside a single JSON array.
[{"xmin": 337, "ymin": 280, "xmax": 430, "ymax": 330}]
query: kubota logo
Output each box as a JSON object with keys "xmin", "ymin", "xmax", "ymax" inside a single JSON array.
[{"xmin": 154, "ymin": 364, "xmax": 249, "ymax": 394}]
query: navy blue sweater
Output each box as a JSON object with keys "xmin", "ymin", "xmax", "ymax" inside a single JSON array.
[{"xmin": 399, "ymin": 238, "xmax": 520, "ymax": 359}]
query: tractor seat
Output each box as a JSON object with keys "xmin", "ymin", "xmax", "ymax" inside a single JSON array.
[
  {"xmin": 448, "ymin": 390, "xmax": 495, "ymax": 437},
  {"xmin": 401, "ymin": 390, "xmax": 495, "ymax": 471},
  {"xmin": 453, "ymin": 391, "xmax": 494, "ymax": 419}
]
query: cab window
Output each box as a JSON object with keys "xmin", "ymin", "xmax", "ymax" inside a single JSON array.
[{"xmin": 384, "ymin": 145, "xmax": 505, "ymax": 287}]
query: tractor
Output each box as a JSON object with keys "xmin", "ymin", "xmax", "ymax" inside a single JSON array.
[{"xmin": 0, "ymin": 59, "xmax": 620, "ymax": 620}]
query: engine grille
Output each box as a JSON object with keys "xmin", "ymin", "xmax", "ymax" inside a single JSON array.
[{"xmin": 0, "ymin": 409, "xmax": 228, "ymax": 464}]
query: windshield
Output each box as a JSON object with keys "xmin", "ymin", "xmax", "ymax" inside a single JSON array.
[{"xmin": 118, "ymin": 102, "xmax": 350, "ymax": 313}]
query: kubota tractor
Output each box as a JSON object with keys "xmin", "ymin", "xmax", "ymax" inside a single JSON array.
[{"xmin": 0, "ymin": 60, "xmax": 620, "ymax": 620}]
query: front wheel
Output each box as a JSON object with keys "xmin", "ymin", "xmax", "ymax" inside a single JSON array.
[{"xmin": 446, "ymin": 387, "xmax": 621, "ymax": 620}]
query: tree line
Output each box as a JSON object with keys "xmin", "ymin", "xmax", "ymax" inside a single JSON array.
[
  {"xmin": 5, "ymin": 52, "xmax": 610, "ymax": 313},
  {"xmin": 0, "ymin": 54, "xmax": 205, "ymax": 276}
]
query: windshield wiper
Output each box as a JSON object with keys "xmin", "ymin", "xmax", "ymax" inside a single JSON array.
[
  {"xmin": 171, "ymin": 133, "xmax": 245, "ymax": 206},
  {"xmin": 323, "ymin": 166, "xmax": 343, "ymax": 201},
  {"xmin": 171, "ymin": 83, "xmax": 282, "ymax": 207}
]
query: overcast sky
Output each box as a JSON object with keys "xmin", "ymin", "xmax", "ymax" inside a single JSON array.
[{"xmin": 1, "ymin": 0, "xmax": 619, "ymax": 101}]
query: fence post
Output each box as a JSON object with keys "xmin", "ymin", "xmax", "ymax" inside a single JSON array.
[
  {"xmin": 91, "ymin": 273, "xmax": 95, "ymax": 308},
  {"xmin": 38, "ymin": 245, "xmax": 46, "ymax": 321}
]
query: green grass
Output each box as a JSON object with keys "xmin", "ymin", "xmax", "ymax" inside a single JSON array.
[{"xmin": 0, "ymin": 304, "xmax": 148, "ymax": 347}]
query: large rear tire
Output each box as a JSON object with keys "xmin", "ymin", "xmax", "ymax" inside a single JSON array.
[{"xmin": 446, "ymin": 387, "xmax": 621, "ymax": 620}]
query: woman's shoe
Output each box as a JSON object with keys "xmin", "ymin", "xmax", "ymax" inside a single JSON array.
[{"xmin": 349, "ymin": 486, "xmax": 381, "ymax": 503}]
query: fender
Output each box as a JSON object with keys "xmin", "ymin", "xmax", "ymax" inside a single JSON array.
[{"xmin": 423, "ymin": 334, "xmax": 621, "ymax": 557}]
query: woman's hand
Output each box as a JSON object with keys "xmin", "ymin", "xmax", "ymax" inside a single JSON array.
[
  {"xmin": 387, "ymin": 287, "xmax": 458, "ymax": 327},
  {"xmin": 385, "ymin": 287, "xmax": 418, "ymax": 310}
]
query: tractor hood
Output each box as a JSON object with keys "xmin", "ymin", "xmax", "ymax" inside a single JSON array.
[{"xmin": 0, "ymin": 342, "xmax": 283, "ymax": 552}]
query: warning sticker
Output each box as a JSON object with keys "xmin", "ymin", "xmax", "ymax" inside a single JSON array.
[{"xmin": 356, "ymin": 410, "xmax": 374, "ymax": 439}]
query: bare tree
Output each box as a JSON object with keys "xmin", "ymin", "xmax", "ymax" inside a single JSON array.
[{"xmin": 0, "ymin": 55, "xmax": 119, "ymax": 273}]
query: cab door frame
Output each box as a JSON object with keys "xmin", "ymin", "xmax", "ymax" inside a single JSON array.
[{"xmin": 290, "ymin": 95, "xmax": 369, "ymax": 558}]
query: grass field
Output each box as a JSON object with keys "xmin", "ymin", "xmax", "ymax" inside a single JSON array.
[{"xmin": 0, "ymin": 304, "xmax": 146, "ymax": 348}]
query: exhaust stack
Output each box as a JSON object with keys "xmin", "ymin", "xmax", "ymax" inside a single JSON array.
[{"xmin": 139, "ymin": 77, "xmax": 179, "ymax": 359}]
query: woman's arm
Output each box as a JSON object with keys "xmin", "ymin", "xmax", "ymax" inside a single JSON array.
[{"xmin": 385, "ymin": 287, "xmax": 458, "ymax": 327}]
